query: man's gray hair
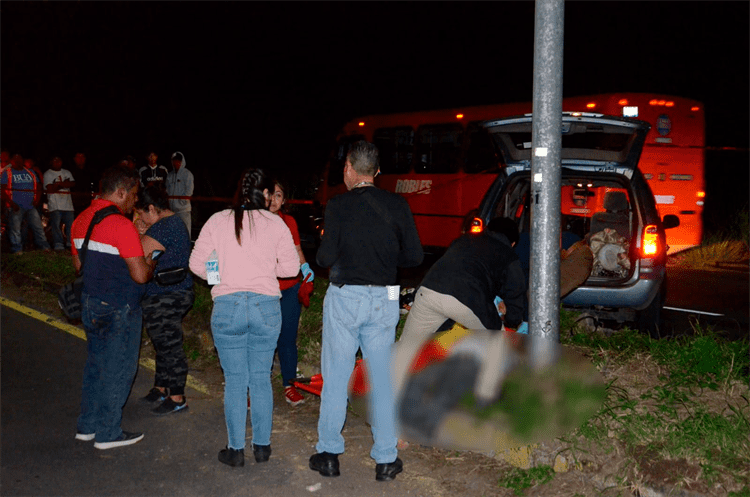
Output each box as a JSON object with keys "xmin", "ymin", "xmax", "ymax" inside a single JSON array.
[{"xmin": 347, "ymin": 140, "xmax": 379, "ymax": 177}]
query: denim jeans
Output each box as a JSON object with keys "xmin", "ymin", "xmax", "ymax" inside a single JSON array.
[
  {"xmin": 7, "ymin": 206, "xmax": 50, "ymax": 252},
  {"xmin": 49, "ymin": 209, "xmax": 75, "ymax": 250},
  {"xmin": 77, "ymin": 294, "xmax": 142, "ymax": 443},
  {"xmin": 277, "ymin": 282, "xmax": 302, "ymax": 386},
  {"xmin": 211, "ymin": 292, "xmax": 281, "ymax": 450},
  {"xmin": 316, "ymin": 284, "xmax": 399, "ymax": 464}
]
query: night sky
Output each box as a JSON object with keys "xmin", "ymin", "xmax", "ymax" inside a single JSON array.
[{"xmin": 2, "ymin": 2, "xmax": 748, "ymax": 206}]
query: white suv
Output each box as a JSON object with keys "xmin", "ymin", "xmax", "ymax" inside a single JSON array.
[{"xmin": 466, "ymin": 113, "xmax": 680, "ymax": 337}]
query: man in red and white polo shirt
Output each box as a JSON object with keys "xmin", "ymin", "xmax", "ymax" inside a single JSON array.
[{"xmin": 71, "ymin": 165, "xmax": 156, "ymax": 450}]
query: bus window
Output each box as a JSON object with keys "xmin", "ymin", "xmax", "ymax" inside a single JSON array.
[
  {"xmin": 327, "ymin": 134, "xmax": 364, "ymax": 187},
  {"xmin": 464, "ymin": 121, "xmax": 499, "ymax": 173},
  {"xmin": 372, "ymin": 126, "xmax": 414, "ymax": 174},
  {"xmin": 415, "ymin": 123, "xmax": 463, "ymax": 174}
]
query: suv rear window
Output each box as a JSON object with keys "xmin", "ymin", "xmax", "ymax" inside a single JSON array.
[
  {"xmin": 495, "ymin": 173, "xmax": 637, "ymax": 281},
  {"xmin": 490, "ymin": 122, "xmax": 639, "ymax": 163}
]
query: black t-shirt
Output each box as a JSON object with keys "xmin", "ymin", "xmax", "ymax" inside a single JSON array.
[
  {"xmin": 139, "ymin": 165, "xmax": 169, "ymax": 188},
  {"xmin": 316, "ymin": 186, "xmax": 423, "ymax": 286},
  {"xmin": 71, "ymin": 166, "xmax": 97, "ymax": 213}
]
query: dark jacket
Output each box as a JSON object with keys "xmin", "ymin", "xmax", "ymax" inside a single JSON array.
[
  {"xmin": 316, "ymin": 186, "xmax": 423, "ymax": 285},
  {"xmin": 420, "ymin": 231, "xmax": 526, "ymax": 329}
]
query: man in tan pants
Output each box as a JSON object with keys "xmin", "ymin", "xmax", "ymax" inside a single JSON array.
[{"xmin": 393, "ymin": 221, "xmax": 594, "ymax": 414}]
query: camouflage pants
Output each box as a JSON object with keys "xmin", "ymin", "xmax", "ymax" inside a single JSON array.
[{"xmin": 142, "ymin": 289, "xmax": 194, "ymax": 396}]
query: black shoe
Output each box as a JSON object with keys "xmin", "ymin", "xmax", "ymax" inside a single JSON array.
[
  {"xmin": 218, "ymin": 446, "xmax": 244, "ymax": 467},
  {"xmin": 152, "ymin": 397, "xmax": 188, "ymax": 416},
  {"xmin": 375, "ymin": 457, "xmax": 403, "ymax": 481},
  {"xmin": 309, "ymin": 452, "xmax": 340, "ymax": 477},
  {"xmin": 142, "ymin": 387, "xmax": 168, "ymax": 403},
  {"xmin": 253, "ymin": 444, "xmax": 271, "ymax": 463}
]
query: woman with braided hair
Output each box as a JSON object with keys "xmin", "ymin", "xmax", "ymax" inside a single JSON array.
[{"xmin": 189, "ymin": 168, "xmax": 299, "ymax": 468}]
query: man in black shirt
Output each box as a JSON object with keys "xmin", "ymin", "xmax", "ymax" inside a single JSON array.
[
  {"xmin": 310, "ymin": 141, "xmax": 423, "ymax": 482},
  {"xmin": 71, "ymin": 152, "xmax": 96, "ymax": 214},
  {"xmin": 138, "ymin": 152, "xmax": 169, "ymax": 189}
]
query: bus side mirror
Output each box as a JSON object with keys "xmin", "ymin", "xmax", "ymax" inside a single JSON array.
[{"xmin": 662, "ymin": 214, "xmax": 680, "ymax": 230}]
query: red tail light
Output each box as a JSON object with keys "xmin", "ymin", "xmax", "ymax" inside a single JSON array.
[
  {"xmin": 642, "ymin": 224, "xmax": 659, "ymax": 257},
  {"xmin": 470, "ymin": 217, "xmax": 484, "ymax": 234}
]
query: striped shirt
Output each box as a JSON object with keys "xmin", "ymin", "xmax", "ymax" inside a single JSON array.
[{"xmin": 71, "ymin": 199, "xmax": 145, "ymax": 307}]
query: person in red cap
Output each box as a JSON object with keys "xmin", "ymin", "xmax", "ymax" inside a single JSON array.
[{"xmin": 268, "ymin": 179, "xmax": 314, "ymax": 407}]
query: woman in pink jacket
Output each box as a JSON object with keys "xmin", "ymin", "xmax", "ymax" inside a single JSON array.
[{"xmin": 189, "ymin": 168, "xmax": 299, "ymax": 468}]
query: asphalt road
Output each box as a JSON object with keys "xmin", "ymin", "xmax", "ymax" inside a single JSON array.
[
  {"xmin": 0, "ymin": 305, "xmax": 426, "ymax": 497},
  {"xmin": 662, "ymin": 265, "xmax": 749, "ymax": 340}
]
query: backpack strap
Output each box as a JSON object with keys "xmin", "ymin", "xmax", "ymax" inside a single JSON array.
[{"xmin": 78, "ymin": 205, "xmax": 123, "ymax": 275}]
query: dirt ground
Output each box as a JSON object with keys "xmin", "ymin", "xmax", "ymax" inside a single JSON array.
[{"xmin": 2, "ymin": 269, "xmax": 746, "ymax": 497}]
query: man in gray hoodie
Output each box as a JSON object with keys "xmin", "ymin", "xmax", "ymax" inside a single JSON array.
[{"xmin": 166, "ymin": 151, "xmax": 194, "ymax": 237}]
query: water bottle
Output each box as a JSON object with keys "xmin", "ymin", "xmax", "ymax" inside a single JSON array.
[{"xmin": 206, "ymin": 250, "xmax": 220, "ymax": 285}]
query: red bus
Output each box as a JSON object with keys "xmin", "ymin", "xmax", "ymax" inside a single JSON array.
[{"xmin": 315, "ymin": 93, "xmax": 705, "ymax": 253}]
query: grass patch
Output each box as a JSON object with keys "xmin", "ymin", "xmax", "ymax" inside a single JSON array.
[
  {"xmin": 565, "ymin": 319, "xmax": 750, "ymax": 491},
  {"xmin": 189, "ymin": 279, "xmax": 214, "ymax": 328},
  {"xmin": 498, "ymin": 465, "xmax": 555, "ymax": 495},
  {"xmin": 670, "ymin": 206, "xmax": 749, "ymax": 268},
  {"xmin": 671, "ymin": 240, "xmax": 750, "ymax": 268},
  {"xmin": 297, "ymin": 279, "xmax": 327, "ymax": 365},
  {"xmin": 1, "ymin": 250, "xmax": 76, "ymax": 285}
]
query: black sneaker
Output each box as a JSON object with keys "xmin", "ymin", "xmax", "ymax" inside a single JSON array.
[
  {"xmin": 152, "ymin": 397, "xmax": 188, "ymax": 416},
  {"xmin": 253, "ymin": 444, "xmax": 271, "ymax": 463},
  {"xmin": 218, "ymin": 446, "xmax": 244, "ymax": 467},
  {"xmin": 94, "ymin": 431, "xmax": 144, "ymax": 450},
  {"xmin": 376, "ymin": 457, "xmax": 403, "ymax": 481},
  {"xmin": 309, "ymin": 452, "xmax": 340, "ymax": 477},
  {"xmin": 141, "ymin": 387, "xmax": 168, "ymax": 403}
]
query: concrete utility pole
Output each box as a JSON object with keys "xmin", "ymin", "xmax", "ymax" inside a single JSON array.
[{"xmin": 529, "ymin": 0, "xmax": 565, "ymax": 370}]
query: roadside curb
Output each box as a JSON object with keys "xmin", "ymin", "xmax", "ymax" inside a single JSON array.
[{"xmin": 0, "ymin": 296, "xmax": 210, "ymax": 396}]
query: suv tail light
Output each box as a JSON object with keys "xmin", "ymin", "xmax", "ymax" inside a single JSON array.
[
  {"xmin": 469, "ymin": 217, "xmax": 484, "ymax": 234},
  {"xmin": 641, "ymin": 224, "xmax": 660, "ymax": 257}
]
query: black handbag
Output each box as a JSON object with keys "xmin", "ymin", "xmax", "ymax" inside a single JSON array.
[
  {"xmin": 58, "ymin": 206, "xmax": 122, "ymax": 320},
  {"xmin": 154, "ymin": 266, "xmax": 188, "ymax": 286},
  {"xmin": 58, "ymin": 276, "xmax": 84, "ymax": 320}
]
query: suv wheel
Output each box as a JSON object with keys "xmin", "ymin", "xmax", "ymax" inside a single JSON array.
[{"xmin": 635, "ymin": 282, "xmax": 666, "ymax": 339}]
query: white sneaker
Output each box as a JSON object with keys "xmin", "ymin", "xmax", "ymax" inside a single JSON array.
[{"xmin": 94, "ymin": 431, "xmax": 144, "ymax": 450}]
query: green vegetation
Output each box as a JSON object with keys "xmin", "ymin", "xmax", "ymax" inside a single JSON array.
[
  {"xmin": 561, "ymin": 323, "xmax": 750, "ymax": 493},
  {"xmin": 670, "ymin": 204, "xmax": 749, "ymax": 268},
  {"xmin": 672, "ymin": 240, "xmax": 750, "ymax": 268},
  {"xmin": 1, "ymin": 250, "xmax": 76, "ymax": 285},
  {"xmin": 498, "ymin": 465, "xmax": 556, "ymax": 495}
]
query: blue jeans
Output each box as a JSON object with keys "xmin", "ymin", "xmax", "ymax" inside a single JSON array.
[
  {"xmin": 277, "ymin": 282, "xmax": 302, "ymax": 387},
  {"xmin": 77, "ymin": 294, "xmax": 142, "ymax": 443},
  {"xmin": 211, "ymin": 292, "xmax": 281, "ymax": 450},
  {"xmin": 7, "ymin": 206, "xmax": 50, "ymax": 252},
  {"xmin": 49, "ymin": 210, "xmax": 74, "ymax": 250},
  {"xmin": 316, "ymin": 284, "xmax": 399, "ymax": 464}
]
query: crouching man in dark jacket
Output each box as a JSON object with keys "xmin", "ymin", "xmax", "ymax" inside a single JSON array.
[{"xmin": 393, "ymin": 217, "xmax": 526, "ymax": 406}]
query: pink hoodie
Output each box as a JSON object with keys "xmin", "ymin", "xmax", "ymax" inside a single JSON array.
[{"xmin": 189, "ymin": 209, "xmax": 299, "ymax": 299}]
